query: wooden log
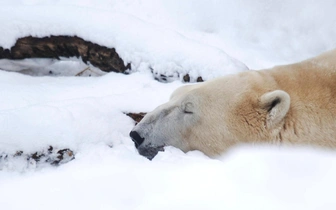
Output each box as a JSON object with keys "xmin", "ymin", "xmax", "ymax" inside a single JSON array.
[
  {"xmin": 0, "ymin": 35, "xmax": 131, "ymax": 73},
  {"xmin": 126, "ymin": 112, "xmax": 147, "ymax": 125}
]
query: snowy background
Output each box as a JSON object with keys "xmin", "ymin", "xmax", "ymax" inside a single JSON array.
[{"xmin": 1, "ymin": 0, "xmax": 336, "ymax": 209}]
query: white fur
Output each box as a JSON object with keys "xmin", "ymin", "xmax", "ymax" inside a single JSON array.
[{"xmin": 131, "ymin": 48, "xmax": 336, "ymax": 158}]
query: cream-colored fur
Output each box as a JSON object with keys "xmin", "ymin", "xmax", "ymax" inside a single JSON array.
[{"xmin": 131, "ymin": 49, "xmax": 336, "ymax": 159}]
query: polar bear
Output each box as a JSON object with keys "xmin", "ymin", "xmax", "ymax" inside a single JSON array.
[{"xmin": 130, "ymin": 49, "xmax": 336, "ymax": 160}]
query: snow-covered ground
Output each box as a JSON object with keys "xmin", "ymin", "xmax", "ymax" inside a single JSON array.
[{"xmin": 1, "ymin": 1, "xmax": 336, "ymax": 209}]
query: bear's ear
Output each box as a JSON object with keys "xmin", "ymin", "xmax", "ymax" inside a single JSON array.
[{"xmin": 260, "ymin": 90, "xmax": 290, "ymax": 129}]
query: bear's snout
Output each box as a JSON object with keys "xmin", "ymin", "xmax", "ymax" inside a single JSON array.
[
  {"xmin": 130, "ymin": 130, "xmax": 165, "ymax": 160},
  {"xmin": 129, "ymin": 131, "xmax": 145, "ymax": 148}
]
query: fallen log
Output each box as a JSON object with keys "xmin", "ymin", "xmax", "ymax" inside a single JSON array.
[
  {"xmin": 0, "ymin": 146, "xmax": 75, "ymax": 170},
  {"xmin": 0, "ymin": 35, "xmax": 131, "ymax": 73},
  {"xmin": 0, "ymin": 35, "xmax": 206, "ymax": 82}
]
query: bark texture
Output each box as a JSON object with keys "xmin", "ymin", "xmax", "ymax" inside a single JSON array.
[{"xmin": 0, "ymin": 35, "xmax": 131, "ymax": 73}]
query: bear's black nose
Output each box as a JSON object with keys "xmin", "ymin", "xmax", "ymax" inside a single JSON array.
[{"xmin": 130, "ymin": 131, "xmax": 145, "ymax": 148}]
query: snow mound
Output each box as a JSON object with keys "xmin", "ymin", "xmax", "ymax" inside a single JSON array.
[
  {"xmin": 1, "ymin": 145, "xmax": 336, "ymax": 210},
  {"xmin": 0, "ymin": 70, "xmax": 182, "ymax": 157},
  {"xmin": 0, "ymin": 1, "xmax": 248, "ymax": 82}
]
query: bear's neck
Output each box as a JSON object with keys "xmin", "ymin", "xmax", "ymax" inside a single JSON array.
[{"xmin": 268, "ymin": 57, "xmax": 336, "ymax": 149}]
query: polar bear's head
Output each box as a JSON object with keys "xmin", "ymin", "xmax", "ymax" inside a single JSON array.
[{"xmin": 130, "ymin": 71, "xmax": 290, "ymax": 160}]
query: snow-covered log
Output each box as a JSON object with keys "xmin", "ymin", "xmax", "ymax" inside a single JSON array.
[
  {"xmin": 0, "ymin": 35, "xmax": 131, "ymax": 73},
  {"xmin": 0, "ymin": 146, "xmax": 74, "ymax": 169}
]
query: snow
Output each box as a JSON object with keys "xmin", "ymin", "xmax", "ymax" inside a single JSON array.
[
  {"xmin": 0, "ymin": 0, "xmax": 248, "ymax": 81},
  {"xmin": 0, "ymin": 57, "xmax": 106, "ymax": 76},
  {"xmin": 0, "ymin": 70, "xmax": 182, "ymax": 154},
  {"xmin": 1, "ymin": 0, "xmax": 336, "ymax": 209},
  {"xmin": 2, "ymin": 146, "xmax": 336, "ymax": 210}
]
